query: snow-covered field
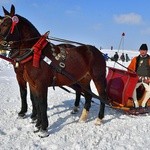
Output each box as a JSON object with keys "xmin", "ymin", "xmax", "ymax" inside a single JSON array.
[{"xmin": 0, "ymin": 49, "xmax": 150, "ymax": 150}]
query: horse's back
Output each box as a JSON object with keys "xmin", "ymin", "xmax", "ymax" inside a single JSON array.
[{"xmin": 65, "ymin": 45, "xmax": 105, "ymax": 68}]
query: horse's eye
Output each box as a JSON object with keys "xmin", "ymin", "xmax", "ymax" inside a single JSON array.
[{"xmin": 3, "ymin": 22, "xmax": 8, "ymax": 27}]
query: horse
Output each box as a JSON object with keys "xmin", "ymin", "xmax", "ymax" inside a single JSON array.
[
  {"xmin": 0, "ymin": 5, "xmax": 108, "ymax": 137},
  {"xmin": 0, "ymin": 14, "xmax": 89, "ymax": 119}
]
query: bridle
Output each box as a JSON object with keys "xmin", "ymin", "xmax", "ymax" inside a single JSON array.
[
  {"xmin": 0, "ymin": 15, "xmax": 20, "ymax": 52},
  {"xmin": 0, "ymin": 15, "xmax": 40, "ymax": 56}
]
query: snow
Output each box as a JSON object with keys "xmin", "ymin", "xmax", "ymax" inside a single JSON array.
[{"xmin": 0, "ymin": 49, "xmax": 150, "ymax": 150}]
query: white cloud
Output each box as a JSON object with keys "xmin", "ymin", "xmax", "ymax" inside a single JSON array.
[
  {"xmin": 114, "ymin": 13, "xmax": 142, "ymax": 25},
  {"xmin": 141, "ymin": 27, "xmax": 150, "ymax": 35}
]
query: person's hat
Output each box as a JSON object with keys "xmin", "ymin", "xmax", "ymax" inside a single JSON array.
[{"xmin": 139, "ymin": 44, "xmax": 148, "ymax": 51}]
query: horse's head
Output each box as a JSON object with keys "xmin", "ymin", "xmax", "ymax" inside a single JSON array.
[
  {"xmin": 0, "ymin": 5, "xmax": 19, "ymax": 43},
  {"xmin": 0, "ymin": 5, "xmax": 41, "ymax": 58}
]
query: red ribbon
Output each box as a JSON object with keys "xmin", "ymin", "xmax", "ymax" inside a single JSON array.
[{"xmin": 10, "ymin": 16, "xmax": 19, "ymax": 34}]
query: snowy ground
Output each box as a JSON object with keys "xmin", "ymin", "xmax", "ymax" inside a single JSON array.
[{"xmin": 0, "ymin": 49, "xmax": 150, "ymax": 150}]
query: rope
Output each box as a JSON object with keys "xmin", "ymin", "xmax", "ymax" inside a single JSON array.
[
  {"xmin": 59, "ymin": 86, "xmax": 100, "ymax": 106},
  {"xmin": 59, "ymin": 68, "xmax": 110, "ymax": 105},
  {"xmin": 48, "ymin": 36, "xmax": 85, "ymax": 46}
]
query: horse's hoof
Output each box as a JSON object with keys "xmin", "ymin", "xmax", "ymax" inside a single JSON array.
[
  {"xmin": 30, "ymin": 118, "xmax": 37, "ymax": 124},
  {"xmin": 78, "ymin": 108, "xmax": 88, "ymax": 122},
  {"xmin": 18, "ymin": 112, "xmax": 26, "ymax": 118},
  {"xmin": 78, "ymin": 119, "xmax": 86, "ymax": 123},
  {"xmin": 30, "ymin": 115, "xmax": 37, "ymax": 123},
  {"xmin": 71, "ymin": 106, "xmax": 79, "ymax": 114},
  {"xmin": 33, "ymin": 126, "xmax": 41, "ymax": 133},
  {"xmin": 33, "ymin": 128, "xmax": 40, "ymax": 133},
  {"xmin": 94, "ymin": 118, "xmax": 102, "ymax": 126},
  {"xmin": 38, "ymin": 129, "xmax": 49, "ymax": 138},
  {"xmin": 31, "ymin": 114, "xmax": 37, "ymax": 119}
]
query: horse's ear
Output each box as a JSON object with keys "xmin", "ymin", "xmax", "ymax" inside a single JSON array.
[
  {"xmin": 2, "ymin": 6, "xmax": 10, "ymax": 16},
  {"xmin": 10, "ymin": 4, "xmax": 15, "ymax": 17}
]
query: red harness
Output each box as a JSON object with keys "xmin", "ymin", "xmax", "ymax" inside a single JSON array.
[
  {"xmin": 0, "ymin": 32, "xmax": 49, "ymax": 68},
  {"xmin": 20, "ymin": 32, "xmax": 49, "ymax": 67},
  {"xmin": 32, "ymin": 32, "xmax": 49, "ymax": 68}
]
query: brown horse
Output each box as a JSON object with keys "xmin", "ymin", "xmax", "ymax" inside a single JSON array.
[
  {"xmin": 0, "ymin": 13, "xmax": 89, "ymax": 119},
  {"xmin": 0, "ymin": 5, "xmax": 108, "ymax": 137}
]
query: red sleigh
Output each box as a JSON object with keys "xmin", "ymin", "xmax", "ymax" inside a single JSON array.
[{"xmin": 107, "ymin": 67, "xmax": 150, "ymax": 114}]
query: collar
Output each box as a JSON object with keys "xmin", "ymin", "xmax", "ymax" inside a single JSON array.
[{"xmin": 140, "ymin": 54, "xmax": 148, "ymax": 58}]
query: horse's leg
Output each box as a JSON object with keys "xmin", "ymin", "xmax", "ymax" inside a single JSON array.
[
  {"xmin": 16, "ymin": 74, "xmax": 37, "ymax": 120},
  {"xmin": 17, "ymin": 80, "xmax": 28, "ymax": 117},
  {"xmin": 92, "ymin": 74, "xmax": 107, "ymax": 125},
  {"xmin": 79, "ymin": 85, "xmax": 92, "ymax": 122},
  {"xmin": 71, "ymin": 90, "xmax": 81, "ymax": 114},
  {"xmin": 30, "ymin": 89, "xmax": 37, "ymax": 121},
  {"xmin": 32, "ymin": 87, "xmax": 49, "ymax": 138},
  {"xmin": 96, "ymin": 102, "xmax": 105, "ymax": 125},
  {"xmin": 14, "ymin": 67, "xmax": 28, "ymax": 118}
]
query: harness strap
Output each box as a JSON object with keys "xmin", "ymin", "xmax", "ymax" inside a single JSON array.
[
  {"xmin": 63, "ymin": 69, "xmax": 110, "ymax": 105},
  {"xmin": 0, "ymin": 54, "xmax": 14, "ymax": 64},
  {"xmin": 32, "ymin": 32, "xmax": 49, "ymax": 68},
  {"xmin": 50, "ymin": 63, "xmax": 110, "ymax": 106}
]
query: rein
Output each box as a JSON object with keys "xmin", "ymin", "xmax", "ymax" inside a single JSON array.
[
  {"xmin": 51, "ymin": 63, "xmax": 111, "ymax": 106},
  {"xmin": 48, "ymin": 36, "xmax": 132, "ymax": 73},
  {"xmin": 48, "ymin": 36, "xmax": 85, "ymax": 46}
]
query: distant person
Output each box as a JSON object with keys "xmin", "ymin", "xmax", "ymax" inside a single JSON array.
[
  {"xmin": 128, "ymin": 44, "xmax": 150, "ymax": 108},
  {"xmin": 125, "ymin": 53, "xmax": 130, "ymax": 62},
  {"xmin": 113, "ymin": 52, "xmax": 119, "ymax": 62},
  {"xmin": 111, "ymin": 46, "xmax": 113, "ymax": 50},
  {"xmin": 103, "ymin": 53, "xmax": 108, "ymax": 61},
  {"xmin": 120, "ymin": 53, "xmax": 125, "ymax": 62}
]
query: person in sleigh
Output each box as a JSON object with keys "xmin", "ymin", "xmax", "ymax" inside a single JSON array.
[{"xmin": 128, "ymin": 44, "xmax": 150, "ymax": 109}]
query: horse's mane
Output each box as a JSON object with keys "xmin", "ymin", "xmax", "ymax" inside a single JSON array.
[{"xmin": 16, "ymin": 14, "xmax": 41, "ymax": 37}]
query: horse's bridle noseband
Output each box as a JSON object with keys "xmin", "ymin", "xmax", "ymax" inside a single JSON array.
[{"xmin": 0, "ymin": 15, "xmax": 19, "ymax": 52}]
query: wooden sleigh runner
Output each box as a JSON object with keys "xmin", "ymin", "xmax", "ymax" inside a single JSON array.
[{"xmin": 107, "ymin": 67, "xmax": 150, "ymax": 115}]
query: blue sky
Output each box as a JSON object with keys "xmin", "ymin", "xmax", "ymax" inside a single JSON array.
[{"xmin": 0, "ymin": 0, "xmax": 150, "ymax": 51}]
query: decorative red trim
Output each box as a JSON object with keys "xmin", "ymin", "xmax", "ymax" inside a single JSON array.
[
  {"xmin": 20, "ymin": 56, "xmax": 33, "ymax": 64},
  {"xmin": 32, "ymin": 32, "xmax": 49, "ymax": 68}
]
